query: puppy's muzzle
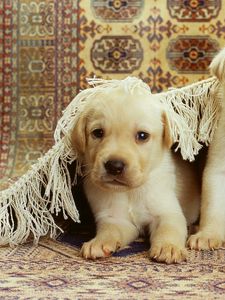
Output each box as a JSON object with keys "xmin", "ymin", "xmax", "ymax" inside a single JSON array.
[{"xmin": 104, "ymin": 160, "xmax": 126, "ymax": 176}]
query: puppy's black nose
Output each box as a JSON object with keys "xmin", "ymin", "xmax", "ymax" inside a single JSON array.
[{"xmin": 104, "ymin": 160, "xmax": 125, "ymax": 175}]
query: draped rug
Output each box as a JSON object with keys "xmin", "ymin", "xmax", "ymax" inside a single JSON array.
[{"xmin": 0, "ymin": 0, "xmax": 225, "ymax": 298}]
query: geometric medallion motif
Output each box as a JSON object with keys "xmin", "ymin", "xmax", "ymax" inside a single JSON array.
[
  {"xmin": 19, "ymin": 1, "xmax": 54, "ymax": 37},
  {"xmin": 167, "ymin": 0, "xmax": 221, "ymax": 22},
  {"xmin": 91, "ymin": 36, "xmax": 143, "ymax": 73},
  {"xmin": 19, "ymin": 47, "xmax": 55, "ymax": 87},
  {"xmin": 14, "ymin": 137, "xmax": 54, "ymax": 176},
  {"xmin": 18, "ymin": 94, "xmax": 54, "ymax": 133},
  {"xmin": 91, "ymin": 0, "xmax": 143, "ymax": 22},
  {"xmin": 167, "ymin": 36, "xmax": 219, "ymax": 73}
]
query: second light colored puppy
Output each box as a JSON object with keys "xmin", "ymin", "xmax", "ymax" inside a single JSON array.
[
  {"xmin": 188, "ymin": 49, "xmax": 225, "ymax": 250},
  {"xmin": 72, "ymin": 79, "xmax": 200, "ymax": 264}
]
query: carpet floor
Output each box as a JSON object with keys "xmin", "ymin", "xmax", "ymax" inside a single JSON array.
[{"xmin": 0, "ymin": 226, "xmax": 224, "ymax": 299}]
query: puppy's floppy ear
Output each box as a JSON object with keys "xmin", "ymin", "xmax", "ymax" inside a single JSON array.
[
  {"xmin": 71, "ymin": 114, "xmax": 87, "ymax": 155},
  {"xmin": 162, "ymin": 111, "xmax": 173, "ymax": 149}
]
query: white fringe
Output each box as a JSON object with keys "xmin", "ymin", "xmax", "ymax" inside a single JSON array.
[
  {"xmin": 0, "ymin": 141, "xmax": 80, "ymax": 246},
  {"xmin": 0, "ymin": 76, "xmax": 221, "ymax": 246},
  {"xmin": 158, "ymin": 77, "xmax": 221, "ymax": 160}
]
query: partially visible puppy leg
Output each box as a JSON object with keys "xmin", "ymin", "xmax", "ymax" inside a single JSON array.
[
  {"xmin": 188, "ymin": 117, "xmax": 225, "ymax": 250},
  {"xmin": 149, "ymin": 197, "xmax": 188, "ymax": 264},
  {"xmin": 150, "ymin": 214, "xmax": 187, "ymax": 264},
  {"xmin": 81, "ymin": 221, "xmax": 139, "ymax": 259},
  {"xmin": 188, "ymin": 48, "xmax": 225, "ymax": 250},
  {"xmin": 188, "ymin": 173, "xmax": 225, "ymax": 250}
]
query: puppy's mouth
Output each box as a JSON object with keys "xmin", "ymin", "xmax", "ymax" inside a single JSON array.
[
  {"xmin": 90, "ymin": 170, "xmax": 144, "ymax": 190},
  {"xmin": 105, "ymin": 178, "xmax": 128, "ymax": 187},
  {"xmin": 97, "ymin": 175, "xmax": 131, "ymax": 190}
]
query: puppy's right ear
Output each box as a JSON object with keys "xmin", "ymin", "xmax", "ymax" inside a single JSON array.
[
  {"xmin": 210, "ymin": 48, "xmax": 225, "ymax": 82},
  {"xmin": 71, "ymin": 115, "xmax": 87, "ymax": 155},
  {"xmin": 162, "ymin": 111, "xmax": 173, "ymax": 149}
]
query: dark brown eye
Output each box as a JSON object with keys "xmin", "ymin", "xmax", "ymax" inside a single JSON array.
[
  {"xmin": 136, "ymin": 131, "xmax": 150, "ymax": 142},
  {"xmin": 91, "ymin": 128, "xmax": 104, "ymax": 139}
]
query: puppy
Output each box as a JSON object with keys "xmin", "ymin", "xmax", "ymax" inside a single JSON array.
[
  {"xmin": 188, "ymin": 49, "xmax": 225, "ymax": 250},
  {"xmin": 72, "ymin": 79, "xmax": 200, "ymax": 264}
]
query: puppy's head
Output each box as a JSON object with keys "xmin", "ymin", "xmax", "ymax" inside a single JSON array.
[{"xmin": 72, "ymin": 86, "xmax": 173, "ymax": 191}]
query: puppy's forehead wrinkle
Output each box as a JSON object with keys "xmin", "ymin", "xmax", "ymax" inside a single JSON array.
[{"xmin": 85, "ymin": 92, "xmax": 163, "ymax": 131}]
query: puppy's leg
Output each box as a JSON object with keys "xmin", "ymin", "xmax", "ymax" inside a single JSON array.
[
  {"xmin": 81, "ymin": 220, "xmax": 139, "ymax": 259},
  {"xmin": 149, "ymin": 211, "xmax": 188, "ymax": 264},
  {"xmin": 188, "ymin": 111, "xmax": 225, "ymax": 250},
  {"xmin": 188, "ymin": 165, "xmax": 225, "ymax": 250}
]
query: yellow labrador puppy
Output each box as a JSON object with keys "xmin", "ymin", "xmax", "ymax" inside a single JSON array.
[
  {"xmin": 188, "ymin": 49, "xmax": 225, "ymax": 250},
  {"xmin": 72, "ymin": 79, "xmax": 200, "ymax": 263}
]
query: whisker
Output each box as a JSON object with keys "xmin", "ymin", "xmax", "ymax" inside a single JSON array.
[
  {"xmin": 78, "ymin": 163, "xmax": 94, "ymax": 179},
  {"xmin": 81, "ymin": 169, "xmax": 92, "ymax": 178}
]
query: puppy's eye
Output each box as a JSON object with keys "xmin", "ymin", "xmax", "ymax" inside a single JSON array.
[
  {"xmin": 91, "ymin": 128, "xmax": 104, "ymax": 139},
  {"xmin": 136, "ymin": 131, "xmax": 150, "ymax": 142}
]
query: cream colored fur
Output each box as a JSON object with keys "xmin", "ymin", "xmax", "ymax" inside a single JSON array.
[
  {"xmin": 72, "ymin": 86, "xmax": 200, "ymax": 264},
  {"xmin": 188, "ymin": 48, "xmax": 225, "ymax": 250}
]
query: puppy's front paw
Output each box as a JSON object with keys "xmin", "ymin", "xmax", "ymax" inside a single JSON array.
[
  {"xmin": 187, "ymin": 232, "xmax": 223, "ymax": 250},
  {"xmin": 149, "ymin": 243, "xmax": 187, "ymax": 264},
  {"xmin": 81, "ymin": 237, "xmax": 121, "ymax": 259}
]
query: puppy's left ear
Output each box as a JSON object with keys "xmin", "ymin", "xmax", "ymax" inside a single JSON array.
[
  {"xmin": 162, "ymin": 111, "xmax": 173, "ymax": 149},
  {"xmin": 71, "ymin": 114, "xmax": 87, "ymax": 155}
]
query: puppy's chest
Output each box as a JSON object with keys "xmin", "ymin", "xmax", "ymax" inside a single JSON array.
[{"xmin": 127, "ymin": 191, "xmax": 155, "ymax": 228}]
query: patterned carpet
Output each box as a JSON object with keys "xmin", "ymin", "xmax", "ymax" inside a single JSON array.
[
  {"xmin": 0, "ymin": 229, "xmax": 225, "ymax": 299},
  {"xmin": 0, "ymin": 0, "xmax": 225, "ymax": 298}
]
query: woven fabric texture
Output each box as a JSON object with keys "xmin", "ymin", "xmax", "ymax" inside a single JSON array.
[{"xmin": 0, "ymin": 230, "xmax": 224, "ymax": 299}]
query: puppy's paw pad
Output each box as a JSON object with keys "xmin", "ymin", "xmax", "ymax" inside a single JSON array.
[
  {"xmin": 81, "ymin": 238, "xmax": 120, "ymax": 259},
  {"xmin": 103, "ymin": 242, "xmax": 121, "ymax": 256},
  {"xmin": 188, "ymin": 233, "xmax": 223, "ymax": 250},
  {"xmin": 150, "ymin": 244, "xmax": 187, "ymax": 264}
]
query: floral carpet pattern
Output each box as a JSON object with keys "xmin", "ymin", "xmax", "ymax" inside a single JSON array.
[{"xmin": 0, "ymin": 0, "xmax": 225, "ymax": 298}]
